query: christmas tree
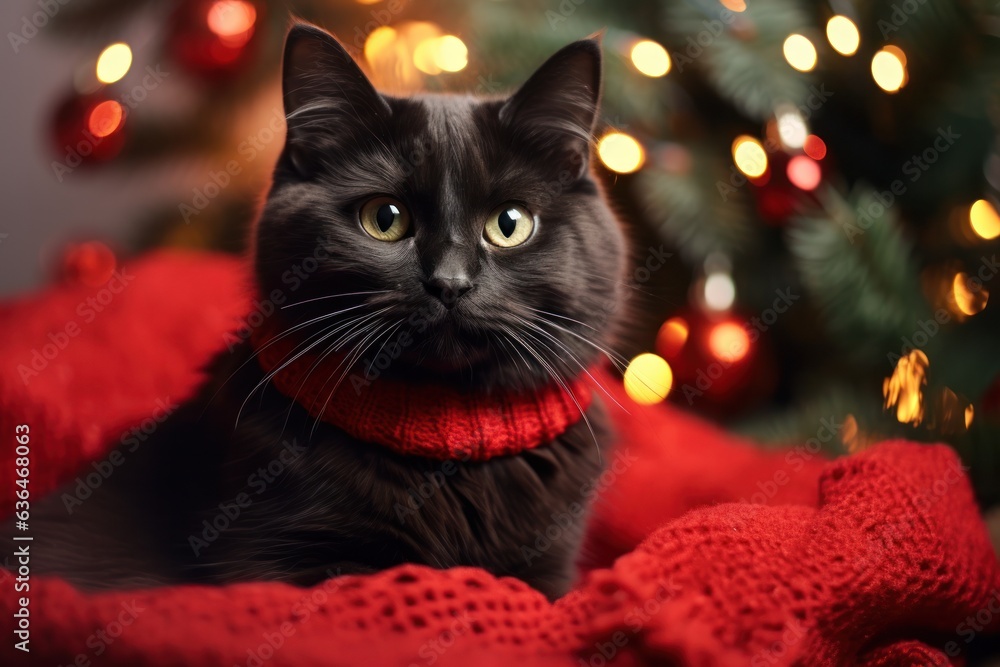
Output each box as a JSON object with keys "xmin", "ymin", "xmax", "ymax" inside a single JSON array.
[{"xmin": 42, "ymin": 0, "xmax": 1000, "ymax": 504}]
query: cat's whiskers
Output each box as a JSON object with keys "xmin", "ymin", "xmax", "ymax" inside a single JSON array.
[
  {"xmin": 365, "ymin": 319, "xmax": 406, "ymax": 377},
  {"xmin": 282, "ymin": 290, "xmax": 391, "ymax": 309},
  {"xmin": 205, "ymin": 301, "xmax": 378, "ymax": 415},
  {"xmin": 523, "ymin": 307, "xmax": 602, "ymax": 334},
  {"xmin": 308, "ymin": 318, "xmax": 401, "ymax": 440},
  {"xmin": 528, "ymin": 316, "xmax": 630, "ymax": 373},
  {"xmin": 512, "ymin": 316, "xmax": 629, "ymax": 414},
  {"xmin": 498, "ymin": 323, "xmax": 600, "ymax": 459},
  {"xmin": 235, "ymin": 307, "xmax": 391, "ymax": 428},
  {"xmin": 276, "ymin": 309, "xmax": 400, "ymax": 439}
]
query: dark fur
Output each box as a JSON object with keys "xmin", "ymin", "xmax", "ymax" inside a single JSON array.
[{"xmin": 14, "ymin": 25, "xmax": 626, "ymax": 600}]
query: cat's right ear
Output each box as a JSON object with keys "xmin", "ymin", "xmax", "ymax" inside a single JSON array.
[
  {"xmin": 499, "ymin": 38, "xmax": 602, "ymax": 178},
  {"xmin": 281, "ymin": 23, "xmax": 389, "ymax": 173}
]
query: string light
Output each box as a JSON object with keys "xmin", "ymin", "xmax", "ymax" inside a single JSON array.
[
  {"xmin": 803, "ymin": 135, "xmax": 827, "ymax": 160},
  {"xmin": 206, "ymin": 0, "xmax": 257, "ymax": 47},
  {"xmin": 732, "ymin": 135, "xmax": 768, "ymax": 178},
  {"xmin": 776, "ymin": 106, "xmax": 808, "ymax": 150},
  {"xmin": 88, "ymin": 100, "xmax": 124, "ymax": 138},
  {"xmin": 825, "ymin": 16, "xmax": 860, "ymax": 56},
  {"xmin": 364, "ymin": 26, "xmax": 396, "ymax": 63},
  {"xmin": 630, "ymin": 40, "xmax": 671, "ymax": 77},
  {"xmin": 434, "ymin": 36, "xmax": 468, "ymax": 72},
  {"xmin": 414, "ymin": 35, "xmax": 468, "ymax": 74},
  {"xmin": 657, "ymin": 317, "xmax": 689, "ymax": 357},
  {"xmin": 95, "ymin": 43, "xmax": 132, "ymax": 84},
  {"xmin": 969, "ymin": 199, "xmax": 1000, "ymax": 240},
  {"xmin": 872, "ymin": 48, "xmax": 907, "ymax": 93},
  {"xmin": 787, "ymin": 155, "xmax": 821, "ymax": 191},
  {"xmin": 414, "ymin": 38, "xmax": 443, "ymax": 75},
  {"xmin": 598, "ymin": 132, "xmax": 645, "ymax": 173},
  {"xmin": 704, "ymin": 272, "xmax": 736, "ymax": 311},
  {"xmin": 883, "ymin": 349, "xmax": 928, "ymax": 426},
  {"xmin": 782, "ymin": 34, "xmax": 817, "ymax": 72},
  {"xmin": 624, "ymin": 353, "xmax": 673, "ymax": 405},
  {"xmin": 952, "ymin": 272, "xmax": 989, "ymax": 316},
  {"xmin": 708, "ymin": 322, "xmax": 750, "ymax": 363}
]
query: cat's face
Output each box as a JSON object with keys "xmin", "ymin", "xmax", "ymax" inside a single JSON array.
[{"xmin": 254, "ymin": 24, "xmax": 625, "ymax": 391}]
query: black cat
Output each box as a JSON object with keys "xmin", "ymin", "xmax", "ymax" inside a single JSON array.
[{"xmin": 18, "ymin": 24, "xmax": 627, "ymax": 600}]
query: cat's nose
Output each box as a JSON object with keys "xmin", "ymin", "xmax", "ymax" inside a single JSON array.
[{"xmin": 423, "ymin": 275, "xmax": 474, "ymax": 308}]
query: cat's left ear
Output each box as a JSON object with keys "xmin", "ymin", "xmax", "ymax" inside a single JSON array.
[
  {"xmin": 499, "ymin": 38, "xmax": 602, "ymax": 177},
  {"xmin": 281, "ymin": 23, "xmax": 390, "ymax": 170}
]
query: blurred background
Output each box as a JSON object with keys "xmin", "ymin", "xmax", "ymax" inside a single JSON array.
[{"xmin": 2, "ymin": 0, "xmax": 1000, "ymax": 507}]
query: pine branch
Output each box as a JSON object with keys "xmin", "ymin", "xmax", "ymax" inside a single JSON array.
[
  {"xmin": 635, "ymin": 156, "xmax": 755, "ymax": 264},
  {"xmin": 786, "ymin": 185, "xmax": 930, "ymax": 363},
  {"xmin": 661, "ymin": 0, "xmax": 815, "ymax": 121}
]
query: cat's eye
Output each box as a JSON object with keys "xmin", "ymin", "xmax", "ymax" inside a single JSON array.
[
  {"xmin": 484, "ymin": 203, "xmax": 534, "ymax": 248},
  {"xmin": 360, "ymin": 197, "xmax": 411, "ymax": 242}
]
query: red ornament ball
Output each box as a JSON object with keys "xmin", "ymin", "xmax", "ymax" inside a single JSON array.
[
  {"xmin": 50, "ymin": 92, "xmax": 127, "ymax": 168},
  {"xmin": 655, "ymin": 308, "xmax": 775, "ymax": 413},
  {"xmin": 168, "ymin": 0, "xmax": 262, "ymax": 79},
  {"xmin": 59, "ymin": 241, "xmax": 118, "ymax": 288}
]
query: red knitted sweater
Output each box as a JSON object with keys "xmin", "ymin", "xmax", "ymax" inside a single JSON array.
[
  {"xmin": 251, "ymin": 322, "xmax": 591, "ymax": 460},
  {"xmin": 1, "ymin": 251, "xmax": 998, "ymax": 667}
]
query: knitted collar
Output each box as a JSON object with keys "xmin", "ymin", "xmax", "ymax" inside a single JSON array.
[{"xmin": 250, "ymin": 320, "xmax": 591, "ymax": 461}]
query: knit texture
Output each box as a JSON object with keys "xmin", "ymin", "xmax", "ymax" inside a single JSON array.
[
  {"xmin": 251, "ymin": 321, "xmax": 592, "ymax": 460},
  {"xmin": 1, "ymin": 251, "xmax": 998, "ymax": 667}
]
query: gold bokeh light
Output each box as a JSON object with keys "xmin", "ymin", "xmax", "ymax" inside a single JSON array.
[
  {"xmin": 624, "ymin": 353, "xmax": 673, "ymax": 405},
  {"xmin": 969, "ymin": 199, "xmax": 1000, "ymax": 240},
  {"xmin": 872, "ymin": 48, "xmax": 907, "ymax": 92},
  {"xmin": 883, "ymin": 349, "xmax": 928, "ymax": 426},
  {"xmin": 708, "ymin": 322, "xmax": 750, "ymax": 363},
  {"xmin": 96, "ymin": 42, "xmax": 132, "ymax": 84},
  {"xmin": 782, "ymin": 34, "xmax": 817, "ymax": 72},
  {"xmin": 732, "ymin": 135, "xmax": 768, "ymax": 178},
  {"xmin": 598, "ymin": 132, "xmax": 645, "ymax": 174},
  {"xmin": 952, "ymin": 272, "xmax": 989, "ymax": 316},
  {"xmin": 825, "ymin": 16, "xmax": 860, "ymax": 56},
  {"xmin": 630, "ymin": 40, "xmax": 671, "ymax": 77}
]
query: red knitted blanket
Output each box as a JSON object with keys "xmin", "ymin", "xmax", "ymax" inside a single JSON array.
[{"xmin": 1, "ymin": 251, "xmax": 998, "ymax": 667}]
